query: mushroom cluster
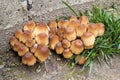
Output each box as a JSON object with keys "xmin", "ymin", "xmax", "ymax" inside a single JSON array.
[{"xmin": 10, "ymin": 16, "xmax": 105, "ymax": 66}]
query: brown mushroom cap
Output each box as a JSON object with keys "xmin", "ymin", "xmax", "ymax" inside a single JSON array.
[
  {"xmin": 49, "ymin": 34, "xmax": 59, "ymax": 50},
  {"xmin": 75, "ymin": 56, "xmax": 86, "ymax": 65},
  {"xmin": 79, "ymin": 15, "xmax": 89, "ymax": 25},
  {"xmin": 35, "ymin": 44, "xmax": 50, "ymax": 62},
  {"xmin": 55, "ymin": 42, "xmax": 64, "ymax": 54},
  {"xmin": 13, "ymin": 41, "xmax": 23, "ymax": 52},
  {"xmin": 34, "ymin": 22, "xmax": 49, "ymax": 36},
  {"xmin": 14, "ymin": 29, "xmax": 23, "ymax": 40},
  {"xmin": 64, "ymin": 27, "xmax": 76, "ymax": 41},
  {"xmin": 23, "ymin": 20, "xmax": 35, "ymax": 31},
  {"xmin": 95, "ymin": 23, "xmax": 105, "ymax": 36},
  {"xmin": 49, "ymin": 20, "xmax": 57, "ymax": 34},
  {"xmin": 81, "ymin": 32, "xmax": 95, "ymax": 49},
  {"xmin": 10, "ymin": 36, "xmax": 19, "ymax": 46},
  {"xmin": 22, "ymin": 52, "xmax": 36, "ymax": 66},
  {"xmin": 88, "ymin": 23, "xmax": 98, "ymax": 37},
  {"xmin": 25, "ymin": 38, "xmax": 35, "ymax": 47},
  {"xmin": 62, "ymin": 39, "xmax": 71, "ymax": 48},
  {"xmin": 63, "ymin": 48, "xmax": 73, "ymax": 58},
  {"xmin": 18, "ymin": 44, "xmax": 29, "ymax": 56},
  {"xmin": 68, "ymin": 20, "xmax": 80, "ymax": 29},
  {"xmin": 76, "ymin": 24, "xmax": 87, "ymax": 37},
  {"xmin": 30, "ymin": 43, "xmax": 38, "ymax": 53},
  {"xmin": 70, "ymin": 39, "xmax": 84, "ymax": 54},
  {"xmin": 69, "ymin": 16, "xmax": 78, "ymax": 22},
  {"xmin": 35, "ymin": 33, "xmax": 49, "ymax": 45}
]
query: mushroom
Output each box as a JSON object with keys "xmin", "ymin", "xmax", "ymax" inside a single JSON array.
[
  {"xmin": 34, "ymin": 22, "xmax": 49, "ymax": 36},
  {"xmin": 87, "ymin": 23, "xmax": 98, "ymax": 37},
  {"xmin": 30, "ymin": 43, "xmax": 38, "ymax": 53},
  {"xmin": 68, "ymin": 20, "xmax": 80, "ymax": 29},
  {"xmin": 49, "ymin": 34, "xmax": 59, "ymax": 50},
  {"xmin": 35, "ymin": 33, "xmax": 49, "ymax": 45},
  {"xmin": 69, "ymin": 16, "xmax": 78, "ymax": 22},
  {"xmin": 25, "ymin": 38, "xmax": 35, "ymax": 47},
  {"xmin": 76, "ymin": 24, "xmax": 87, "ymax": 37},
  {"xmin": 18, "ymin": 44, "xmax": 29, "ymax": 56},
  {"xmin": 70, "ymin": 39, "xmax": 84, "ymax": 54},
  {"xmin": 14, "ymin": 29, "xmax": 23, "ymax": 40},
  {"xmin": 57, "ymin": 26, "xmax": 65, "ymax": 41},
  {"xmin": 75, "ymin": 56, "xmax": 86, "ymax": 65},
  {"xmin": 35, "ymin": 44, "xmax": 50, "ymax": 62},
  {"xmin": 19, "ymin": 30, "xmax": 34, "ymax": 43},
  {"xmin": 95, "ymin": 23, "xmax": 105, "ymax": 36},
  {"xmin": 79, "ymin": 15, "xmax": 89, "ymax": 25},
  {"xmin": 22, "ymin": 52, "xmax": 36, "ymax": 66},
  {"xmin": 49, "ymin": 20, "xmax": 57, "ymax": 34},
  {"xmin": 55, "ymin": 42, "xmax": 64, "ymax": 54},
  {"xmin": 10, "ymin": 36, "xmax": 19, "ymax": 46},
  {"xmin": 23, "ymin": 20, "xmax": 35, "ymax": 31},
  {"xmin": 63, "ymin": 48, "xmax": 73, "ymax": 58},
  {"xmin": 64, "ymin": 27, "xmax": 76, "ymax": 41},
  {"xmin": 13, "ymin": 41, "xmax": 23, "ymax": 52},
  {"xmin": 81, "ymin": 32, "xmax": 95, "ymax": 49},
  {"xmin": 62, "ymin": 39, "xmax": 71, "ymax": 48}
]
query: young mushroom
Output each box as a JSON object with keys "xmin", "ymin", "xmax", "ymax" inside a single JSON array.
[
  {"xmin": 25, "ymin": 38, "xmax": 35, "ymax": 47},
  {"xmin": 69, "ymin": 16, "xmax": 78, "ymax": 22},
  {"xmin": 22, "ymin": 52, "xmax": 36, "ymax": 66},
  {"xmin": 62, "ymin": 39, "xmax": 71, "ymax": 48},
  {"xmin": 23, "ymin": 20, "xmax": 35, "ymax": 31},
  {"xmin": 75, "ymin": 56, "xmax": 86, "ymax": 65},
  {"xmin": 70, "ymin": 39, "xmax": 84, "ymax": 54},
  {"xmin": 14, "ymin": 29, "xmax": 23, "ymax": 40},
  {"xmin": 18, "ymin": 44, "xmax": 29, "ymax": 56},
  {"xmin": 49, "ymin": 20, "xmax": 57, "ymax": 35},
  {"xmin": 95, "ymin": 23, "xmax": 105, "ymax": 36},
  {"xmin": 55, "ymin": 42, "xmax": 64, "ymax": 54},
  {"xmin": 63, "ymin": 48, "xmax": 73, "ymax": 58},
  {"xmin": 10, "ymin": 36, "xmax": 19, "ymax": 46},
  {"xmin": 79, "ymin": 15, "xmax": 89, "ymax": 25}
]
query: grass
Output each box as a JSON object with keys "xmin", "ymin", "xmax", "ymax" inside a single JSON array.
[{"xmin": 62, "ymin": 1, "xmax": 120, "ymax": 75}]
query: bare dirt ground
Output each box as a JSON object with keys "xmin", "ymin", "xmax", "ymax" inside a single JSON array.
[{"xmin": 0, "ymin": 0, "xmax": 120, "ymax": 80}]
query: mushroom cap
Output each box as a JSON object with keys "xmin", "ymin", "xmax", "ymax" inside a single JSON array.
[
  {"xmin": 79, "ymin": 15, "xmax": 89, "ymax": 25},
  {"xmin": 49, "ymin": 20, "xmax": 57, "ymax": 34},
  {"xmin": 22, "ymin": 52, "xmax": 36, "ymax": 66},
  {"xmin": 30, "ymin": 43, "xmax": 38, "ymax": 53},
  {"xmin": 13, "ymin": 41, "xmax": 23, "ymax": 52},
  {"xmin": 62, "ymin": 39, "xmax": 71, "ymax": 48},
  {"xmin": 35, "ymin": 33, "xmax": 49, "ymax": 45},
  {"xmin": 35, "ymin": 44, "xmax": 50, "ymax": 62},
  {"xmin": 63, "ymin": 48, "xmax": 73, "ymax": 58},
  {"xmin": 14, "ymin": 29, "xmax": 23, "ymax": 39},
  {"xmin": 23, "ymin": 20, "xmax": 35, "ymax": 31},
  {"xmin": 75, "ymin": 56, "xmax": 86, "ymax": 65},
  {"xmin": 70, "ymin": 39, "xmax": 84, "ymax": 54},
  {"xmin": 10, "ymin": 36, "xmax": 19, "ymax": 46},
  {"xmin": 25, "ymin": 38, "xmax": 35, "ymax": 47},
  {"xmin": 18, "ymin": 44, "xmax": 29, "ymax": 56},
  {"xmin": 95, "ymin": 23, "xmax": 105, "ymax": 36},
  {"xmin": 69, "ymin": 16, "xmax": 78, "ymax": 22},
  {"xmin": 34, "ymin": 22, "xmax": 49, "ymax": 36},
  {"xmin": 49, "ymin": 34, "xmax": 59, "ymax": 50},
  {"xmin": 64, "ymin": 27, "xmax": 76, "ymax": 41},
  {"xmin": 81, "ymin": 32, "xmax": 95, "ymax": 47},
  {"xmin": 88, "ymin": 23, "xmax": 98, "ymax": 37},
  {"xmin": 76, "ymin": 24, "xmax": 87, "ymax": 37},
  {"xmin": 68, "ymin": 20, "xmax": 80, "ymax": 29},
  {"xmin": 55, "ymin": 42, "xmax": 64, "ymax": 54}
]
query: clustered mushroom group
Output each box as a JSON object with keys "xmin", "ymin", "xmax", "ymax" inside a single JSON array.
[{"xmin": 10, "ymin": 16, "xmax": 105, "ymax": 66}]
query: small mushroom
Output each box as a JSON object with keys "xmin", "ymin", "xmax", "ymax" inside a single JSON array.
[
  {"xmin": 25, "ymin": 38, "xmax": 35, "ymax": 47},
  {"xmin": 18, "ymin": 44, "xmax": 29, "ymax": 56},
  {"xmin": 14, "ymin": 29, "xmax": 23, "ymax": 40},
  {"xmin": 10, "ymin": 36, "xmax": 19, "ymax": 46},
  {"xmin": 75, "ymin": 56, "xmax": 86, "ymax": 65},
  {"xmin": 13, "ymin": 41, "xmax": 23, "ymax": 52},
  {"xmin": 30, "ymin": 43, "xmax": 38, "ymax": 53},
  {"xmin": 95, "ymin": 23, "xmax": 105, "ymax": 36},
  {"xmin": 79, "ymin": 15, "xmax": 89, "ymax": 25},
  {"xmin": 35, "ymin": 33, "xmax": 49, "ymax": 45},
  {"xmin": 63, "ymin": 48, "xmax": 73, "ymax": 58},
  {"xmin": 49, "ymin": 20, "xmax": 57, "ymax": 34},
  {"xmin": 49, "ymin": 34, "xmax": 59, "ymax": 50},
  {"xmin": 81, "ymin": 32, "xmax": 95, "ymax": 49},
  {"xmin": 55, "ymin": 42, "xmax": 64, "ymax": 54},
  {"xmin": 68, "ymin": 20, "xmax": 80, "ymax": 29},
  {"xmin": 35, "ymin": 44, "xmax": 50, "ymax": 62},
  {"xmin": 70, "ymin": 39, "xmax": 84, "ymax": 54},
  {"xmin": 23, "ymin": 20, "xmax": 35, "ymax": 31},
  {"xmin": 64, "ymin": 27, "xmax": 76, "ymax": 41},
  {"xmin": 76, "ymin": 24, "xmax": 87, "ymax": 37},
  {"xmin": 88, "ymin": 23, "xmax": 98, "ymax": 37},
  {"xmin": 22, "ymin": 52, "xmax": 36, "ymax": 66},
  {"xmin": 62, "ymin": 39, "xmax": 71, "ymax": 48},
  {"xmin": 69, "ymin": 16, "xmax": 78, "ymax": 22}
]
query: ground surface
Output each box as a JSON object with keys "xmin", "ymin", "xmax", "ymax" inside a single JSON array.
[{"xmin": 0, "ymin": 0, "xmax": 120, "ymax": 80}]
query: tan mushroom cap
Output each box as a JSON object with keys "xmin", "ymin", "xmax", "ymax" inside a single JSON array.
[
  {"xmin": 14, "ymin": 29, "xmax": 23, "ymax": 40},
  {"xmin": 13, "ymin": 41, "xmax": 23, "ymax": 52},
  {"xmin": 64, "ymin": 27, "xmax": 76, "ymax": 41},
  {"xmin": 34, "ymin": 22, "xmax": 49, "ymax": 36},
  {"xmin": 70, "ymin": 39, "xmax": 84, "ymax": 54},
  {"xmin": 49, "ymin": 34, "xmax": 59, "ymax": 50},
  {"xmin": 63, "ymin": 48, "xmax": 73, "ymax": 58},
  {"xmin": 68, "ymin": 20, "xmax": 80, "ymax": 29},
  {"xmin": 75, "ymin": 56, "xmax": 86, "ymax": 65},
  {"xmin": 76, "ymin": 24, "xmax": 87, "ymax": 37},
  {"xmin": 58, "ymin": 20, "xmax": 69, "ymax": 28},
  {"xmin": 22, "ymin": 52, "xmax": 36, "ymax": 66},
  {"xmin": 10, "ymin": 36, "xmax": 19, "ymax": 46},
  {"xmin": 55, "ymin": 42, "xmax": 64, "ymax": 54},
  {"xmin": 19, "ymin": 30, "xmax": 34, "ymax": 43},
  {"xmin": 81, "ymin": 32, "xmax": 95, "ymax": 49},
  {"xmin": 62, "ymin": 39, "xmax": 71, "ymax": 48},
  {"xmin": 23, "ymin": 20, "xmax": 35, "ymax": 31},
  {"xmin": 35, "ymin": 33, "xmax": 49, "ymax": 45},
  {"xmin": 57, "ymin": 26, "xmax": 65, "ymax": 41},
  {"xmin": 30, "ymin": 43, "xmax": 38, "ymax": 53},
  {"xmin": 49, "ymin": 20, "xmax": 57, "ymax": 34},
  {"xmin": 18, "ymin": 44, "xmax": 29, "ymax": 56},
  {"xmin": 69, "ymin": 16, "xmax": 78, "ymax": 22},
  {"xmin": 95, "ymin": 23, "xmax": 105, "ymax": 36},
  {"xmin": 79, "ymin": 15, "xmax": 89, "ymax": 25},
  {"xmin": 25, "ymin": 38, "xmax": 35, "ymax": 47},
  {"xmin": 88, "ymin": 23, "xmax": 98, "ymax": 37},
  {"xmin": 35, "ymin": 44, "xmax": 50, "ymax": 62}
]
